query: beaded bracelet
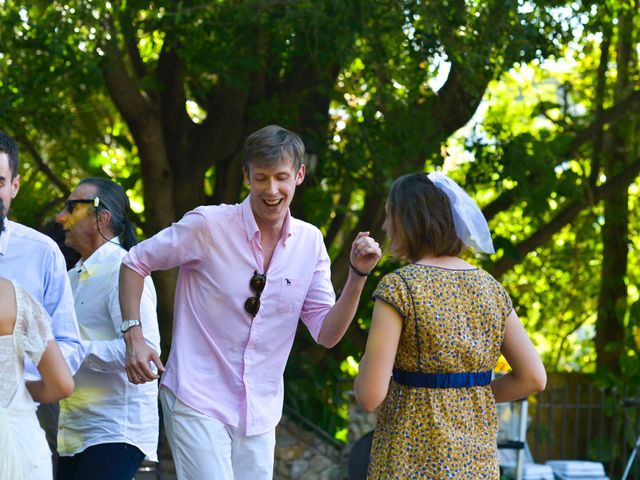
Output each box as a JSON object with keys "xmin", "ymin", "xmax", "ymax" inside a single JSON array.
[{"xmin": 349, "ymin": 260, "xmax": 370, "ymax": 277}]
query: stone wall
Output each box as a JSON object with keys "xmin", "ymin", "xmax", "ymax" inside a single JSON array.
[
  {"xmin": 274, "ymin": 414, "xmax": 344, "ymax": 479},
  {"xmin": 347, "ymin": 397, "xmax": 376, "ymax": 446},
  {"xmin": 272, "ymin": 395, "xmax": 377, "ymax": 479}
]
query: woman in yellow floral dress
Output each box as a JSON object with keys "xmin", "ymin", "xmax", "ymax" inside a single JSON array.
[{"xmin": 354, "ymin": 172, "xmax": 546, "ymax": 479}]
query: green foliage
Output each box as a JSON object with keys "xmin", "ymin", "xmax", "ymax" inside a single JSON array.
[
  {"xmin": 2, "ymin": 0, "xmax": 640, "ymax": 439},
  {"xmin": 283, "ymin": 328, "xmax": 351, "ymax": 442}
]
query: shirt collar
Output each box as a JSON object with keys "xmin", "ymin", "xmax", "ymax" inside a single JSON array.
[
  {"xmin": 0, "ymin": 219, "xmax": 14, "ymax": 256},
  {"xmin": 75, "ymin": 237, "xmax": 122, "ymax": 277},
  {"xmin": 241, "ymin": 195, "xmax": 293, "ymax": 246}
]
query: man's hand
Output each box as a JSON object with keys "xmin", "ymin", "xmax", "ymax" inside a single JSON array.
[
  {"xmin": 349, "ymin": 231, "xmax": 382, "ymax": 276},
  {"xmin": 124, "ymin": 327, "xmax": 165, "ymax": 384},
  {"xmin": 316, "ymin": 231, "xmax": 383, "ymax": 347}
]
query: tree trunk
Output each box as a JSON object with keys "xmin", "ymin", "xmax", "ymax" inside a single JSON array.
[{"xmin": 595, "ymin": 12, "xmax": 632, "ymax": 374}]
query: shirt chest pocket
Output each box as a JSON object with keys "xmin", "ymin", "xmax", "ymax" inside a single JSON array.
[{"xmin": 276, "ymin": 277, "xmax": 305, "ymax": 314}]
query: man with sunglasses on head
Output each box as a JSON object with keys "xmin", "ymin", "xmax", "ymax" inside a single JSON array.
[
  {"xmin": 54, "ymin": 178, "xmax": 161, "ymax": 479},
  {"xmin": 119, "ymin": 125, "xmax": 382, "ymax": 480},
  {"xmin": 0, "ymin": 130, "xmax": 84, "ymax": 468}
]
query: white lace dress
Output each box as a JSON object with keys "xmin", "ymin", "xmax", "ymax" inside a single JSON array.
[{"xmin": 0, "ymin": 281, "xmax": 54, "ymax": 480}]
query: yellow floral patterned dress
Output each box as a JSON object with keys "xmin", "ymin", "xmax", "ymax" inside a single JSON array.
[{"xmin": 366, "ymin": 264, "xmax": 512, "ymax": 479}]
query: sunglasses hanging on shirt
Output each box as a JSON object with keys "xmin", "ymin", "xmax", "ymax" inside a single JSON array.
[{"xmin": 244, "ymin": 271, "xmax": 267, "ymax": 317}]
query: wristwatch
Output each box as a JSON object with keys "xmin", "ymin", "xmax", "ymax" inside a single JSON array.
[{"xmin": 120, "ymin": 319, "xmax": 142, "ymax": 333}]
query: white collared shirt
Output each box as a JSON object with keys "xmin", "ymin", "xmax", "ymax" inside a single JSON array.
[{"xmin": 58, "ymin": 240, "xmax": 160, "ymax": 461}]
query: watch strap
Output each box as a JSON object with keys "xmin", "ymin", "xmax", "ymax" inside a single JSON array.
[{"xmin": 120, "ymin": 319, "xmax": 142, "ymax": 332}]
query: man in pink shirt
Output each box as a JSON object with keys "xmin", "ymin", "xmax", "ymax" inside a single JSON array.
[{"xmin": 119, "ymin": 125, "xmax": 381, "ymax": 479}]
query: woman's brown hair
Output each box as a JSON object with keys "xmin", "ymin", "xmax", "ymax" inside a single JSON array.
[{"xmin": 387, "ymin": 172, "xmax": 463, "ymax": 261}]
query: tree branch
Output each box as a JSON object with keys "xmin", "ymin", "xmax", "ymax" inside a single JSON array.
[
  {"xmin": 119, "ymin": 9, "xmax": 147, "ymax": 82},
  {"xmin": 570, "ymin": 88, "xmax": 640, "ymax": 156},
  {"xmin": 15, "ymin": 134, "xmax": 70, "ymax": 196},
  {"xmin": 101, "ymin": 18, "xmax": 175, "ymax": 234},
  {"xmin": 195, "ymin": 82, "xmax": 249, "ymax": 167},
  {"xmin": 481, "ymin": 86, "xmax": 640, "ymax": 220},
  {"xmin": 331, "ymin": 188, "xmax": 387, "ymax": 287},
  {"xmin": 324, "ymin": 189, "xmax": 351, "ymax": 249},
  {"xmin": 482, "ymin": 188, "xmax": 516, "ymax": 222},
  {"xmin": 490, "ymin": 159, "xmax": 640, "ymax": 278},
  {"xmin": 102, "ymin": 40, "xmax": 154, "ymax": 131},
  {"xmin": 432, "ymin": 59, "xmax": 489, "ymax": 134}
]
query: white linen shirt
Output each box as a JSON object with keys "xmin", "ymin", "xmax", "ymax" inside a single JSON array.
[{"xmin": 57, "ymin": 240, "xmax": 160, "ymax": 461}]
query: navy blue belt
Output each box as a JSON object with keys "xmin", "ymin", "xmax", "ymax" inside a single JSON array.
[{"xmin": 392, "ymin": 368, "xmax": 492, "ymax": 388}]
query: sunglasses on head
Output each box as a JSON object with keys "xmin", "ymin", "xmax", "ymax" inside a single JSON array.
[
  {"xmin": 244, "ymin": 271, "xmax": 267, "ymax": 317},
  {"xmin": 64, "ymin": 197, "xmax": 100, "ymax": 214}
]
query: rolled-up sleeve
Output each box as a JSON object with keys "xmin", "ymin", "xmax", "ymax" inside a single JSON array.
[
  {"xmin": 300, "ymin": 234, "xmax": 335, "ymax": 342},
  {"xmin": 83, "ymin": 275, "xmax": 160, "ymax": 372}
]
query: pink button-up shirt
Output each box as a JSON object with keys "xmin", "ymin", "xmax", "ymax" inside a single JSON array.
[{"xmin": 122, "ymin": 196, "xmax": 335, "ymax": 435}]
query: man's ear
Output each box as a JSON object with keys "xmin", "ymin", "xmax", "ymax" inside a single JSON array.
[
  {"xmin": 97, "ymin": 209, "xmax": 111, "ymax": 230},
  {"xmin": 243, "ymin": 167, "xmax": 250, "ymax": 185},
  {"xmin": 295, "ymin": 164, "xmax": 305, "ymax": 186},
  {"xmin": 11, "ymin": 174, "xmax": 19, "ymax": 199}
]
